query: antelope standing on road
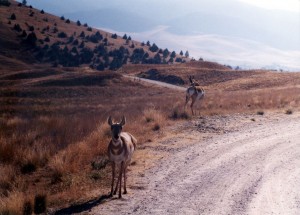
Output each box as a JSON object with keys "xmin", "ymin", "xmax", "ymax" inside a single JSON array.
[
  {"xmin": 107, "ymin": 116, "xmax": 137, "ymax": 198},
  {"xmin": 184, "ymin": 76, "xmax": 205, "ymax": 115}
]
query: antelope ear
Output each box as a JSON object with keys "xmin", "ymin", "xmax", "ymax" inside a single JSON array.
[
  {"xmin": 108, "ymin": 116, "xmax": 113, "ymax": 126},
  {"xmin": 120, "ymin": 116, "xmax": 126, "ymax": 126}
]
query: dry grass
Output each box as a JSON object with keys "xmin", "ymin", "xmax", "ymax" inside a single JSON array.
[
  {"xmin": 0, "ymin": 65, "xmax": 300, "ymax": 213},
  {"xmin": 0, "ymin": 68, "xmax": 183, "ymax": 213}
]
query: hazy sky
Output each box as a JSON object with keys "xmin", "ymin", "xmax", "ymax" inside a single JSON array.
[{"xmin": 24, "ymin": 0, "xmax": 300, "ymax": 70}]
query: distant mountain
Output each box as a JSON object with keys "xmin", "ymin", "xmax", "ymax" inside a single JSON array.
[
  {"xmin": 65, "ymin": 9, "xmax": 156, "ymax": 32},
  {"xmin": 167, "ymin": 10, "xmax": 299, "ymax": 50}
]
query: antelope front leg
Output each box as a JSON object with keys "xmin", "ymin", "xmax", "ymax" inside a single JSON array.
[
  {"xmin": 191, "ymin": 102, "xmax": 195, "ymax": 115},
  {"xmin": 119, "ymin": 162, "xmax": 124, "ymax": 198},
  {"xmin": 184, "ymin": 95, "xmax": 190, "ymax": 112},
  {"xmin": 110, "ymin": 162, "xmax": 115, "ymax": 197},
  {"xmin": 123, "ymin": 165, "xmax": 127, "ymax": 194}
]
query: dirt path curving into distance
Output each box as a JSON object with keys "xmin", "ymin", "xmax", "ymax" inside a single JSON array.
[{"xmin": 90, "ymin": 112, "xmax": 300, "ymax": 215}]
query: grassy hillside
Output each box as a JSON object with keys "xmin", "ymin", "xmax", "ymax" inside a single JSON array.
[{"xmin": 0, "ymin": 0, "xmax": 188, "ymax": 72}]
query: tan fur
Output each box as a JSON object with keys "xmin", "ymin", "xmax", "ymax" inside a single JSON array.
[
  {"xmin": 185, "ymin": 76, "xmax": 205, "ymax": 115},
  {"xmin": 107, "ymin": 116, "xmax": 137, "ymax": 198}
]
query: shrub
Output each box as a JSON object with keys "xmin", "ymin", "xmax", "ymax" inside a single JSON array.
[
  {"xmin": 175, "ymin": 57, "xmax": 183, "ymax": 63},
  {"xmin": 20, "ymin": 162, "xmax": 36, "ymax": 174},
  {"xmin": 10, "ymin": 13, "xmax": 16, "ymax": 20},
  {"xmin": 13, "ymin": 24, "xmax": 22, "ymax": 32},
  {"xmin": 34, "ymin": 194, "xmax": 47, "ymax": 214},
  {"xmin": 24, "ymin": 32, "xmax": 37, "ymax": 46},
  {"xmin": 20, "ymin": 30, "xmax": 27, "ymax": 37},
  {"xmin": 44, "ymin": 36, "xmax": 50, "ymax": 42},
  {"xmin": 257, "ymin": 111, "xmax": 264, "ymax": 115},
  {"xmin": 57, "ymin": 31, "xmax": 67, "ymax": 38},
  {"xmin": 0, "ymin": 0, "xmax": 11, "ymax": 6},
  {"xmin": 285, "ymin": 109, "xmax": 293, "ymax": 115},
  {"xmin": 23, "ymin": 200, "xmax": 33, "ymax": 215},
  {"xmin": 170, "ymin": 107, "xmax": 190, "ymax": 120},
  {"xmin": 153, "ymin": 124, "xmax": 160, "ymax": 131},
  {"xmin": 28, "ymin": 25, "xmax": 34, "ymax": 31}
]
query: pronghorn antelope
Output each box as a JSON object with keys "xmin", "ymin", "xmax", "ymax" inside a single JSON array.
[
  {"xmin": 184, "ymin": 76, "xmax": 205, "ymax": 115},
  {"xmin": 107, "ymin": 116, "xmax": 137, "ymax": 198}
]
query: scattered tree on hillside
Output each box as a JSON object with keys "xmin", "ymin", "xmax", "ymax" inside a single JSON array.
[
  {"xmin": 87, "ymin": 27, "xmax": 92, "ymax": 31},
  {"xmin": 0, "ymin": 0, "xmax": 11, "ymax": 6},
  {"xmin": 72, "ymin": 39, "xmax": 79, "ymax": 45},
  {"xmin": 130, "ymin": 48, "xmax": 145, "ymax": 64},
  {"xmin": 67, "ymin": 35, "xmax": 74, "ymax": 43},
  {"xmin": 40, "ymin": 9, "xmax": 45, "ymax": 14},
  {"xmin": 65, "ymin": 19, "xmax": 70, "ymax": 24},
  {"xmin": 13, "ymin": 24, "xmax": 22, "ymax": 32},
  {"xmin": 79, "ymin": 41, "xmax": 85, "ymax": 48},
  {"xmin": 53, "ymin": 26, "xmax": 58, "ymax": 33},
  {"xmin": 146, "ymin": 41, "xmax": 151, "ymax": 46},
  {"xmin": 153, "ymin": 53, "xmax": 162, "ymax": 64},
  {"xmin": 79, "ymin": 48, "xmax": 93, "ymax": 64},
  {"xmin": 22, "ymin": 0, "xmax": 27, "ymax": 5},
  {"xmin": 24, "ymin": 32, "xmax": 37, "ymax": 46},
  {"xmin": 175, "ymin": 57, "xmax": 183, "ymax": 63},
  {"xmin": 60, "ymin": 16, "xmax": 65, "ymax": 20},
  {"xmin": 58, "ymin": 32, "xmax": 67, "ymax": 38},
  {"xmin": 20, "ymin": 30, "xmax": 27, "ymax": 38},
  {"xmin": 185, "ymin": 50, "xmax": 189, "ymax": 58},
  {"xmin": 44, "ymin": 36, "xmax": 50, "ymax": 42},
  {"xmin": 170, "ymin": 51, "xmax": 176, "ymax": 58},
  {"xmin": 76, "ymin": 20, "xmax": 81, "ymax": 26},
  {"xmin": 111, "ymin": 33, "xmax": 118, "ymax": 39},
  {"xmin": 10, "ymin": 13, "xmax": 16, "ymax": 20},
  {"xmin": 79, "ymin": 31, "xmax": 85, "ymax": 38},
  {"xmin": 85, "ymin": 31, "xmax": 103, "ymax": 43},
  {"xmin": 28, "ymin": 25, "xmax": 34, "ymax": 31},
  {"xmin": 122, "ymin": 34, "xmax": 127, "ymax": 40},
  {"xmin": 180, "ymin": 50, "xmax": 183, "ymax": 56},
  {"xmin": 163, "ymin": 48, "xmax": 170, "ymax": 58},
  {"xmin": 96, "ymin": 62, "xmax": 105, "ymax": 71},
  {"xmin": 149, "ymin": 43, "xmax": 159, "ymax": 52}
]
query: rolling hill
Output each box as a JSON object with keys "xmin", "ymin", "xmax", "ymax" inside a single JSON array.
[{"xmin": 0, "ymin": 0, "xmax": 188, "ymax": 73}]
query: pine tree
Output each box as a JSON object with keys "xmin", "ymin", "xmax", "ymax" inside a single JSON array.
[{"xmin": 185, "ymin": 50, "xmax": 189, "ymax": 58}]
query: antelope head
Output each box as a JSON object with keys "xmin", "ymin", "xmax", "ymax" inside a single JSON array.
[
  {"xmin": 108, "ymin": 116, "xmax": 126, "ymax": 140},
  {"xmin": 188, "ymin": 76, "xmax": 200, "ymax": 86}
]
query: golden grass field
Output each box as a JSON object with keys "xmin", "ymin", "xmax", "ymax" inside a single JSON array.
[{"xmin": 1, "ymin": 61, "xmax": 300, "ymax": 213}]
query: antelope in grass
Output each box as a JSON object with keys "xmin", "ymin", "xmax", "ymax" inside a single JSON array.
[
  {"xmin": 184, "ymin": 76, "xmax": 205, "ymax": 115},
  {"xmin": 107, "ymin": 116, "xmax": 137, "ymax": 198}
]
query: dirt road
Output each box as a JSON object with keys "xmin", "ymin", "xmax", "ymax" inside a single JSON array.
[{"xmin": 89, "ymin": 112, "xmax": 300, "ymax": 215}]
